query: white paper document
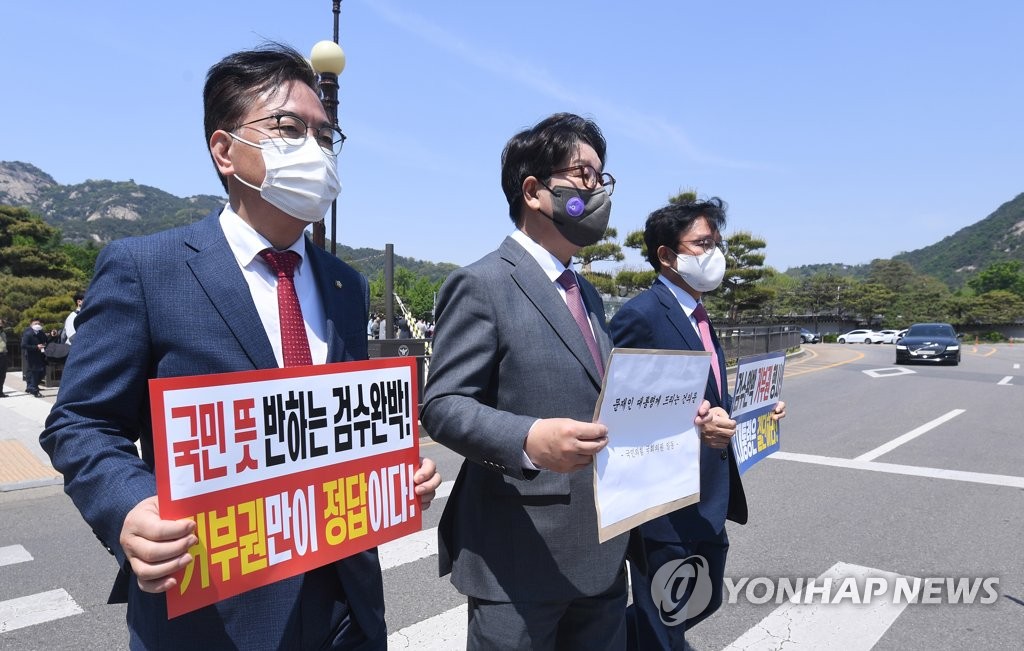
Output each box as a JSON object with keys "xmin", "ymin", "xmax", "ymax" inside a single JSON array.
[{"xmin": 593, "ymin": 348, "xmax": 711, "ymax": 542}]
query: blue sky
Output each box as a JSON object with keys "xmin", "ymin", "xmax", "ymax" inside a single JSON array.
[{"xmin": 6, "ymin": 1, "xmax": 1023, "ymax": 273}]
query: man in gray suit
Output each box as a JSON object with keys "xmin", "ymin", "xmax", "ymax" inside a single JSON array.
[{"xmin": 421, "ymin": 113, "xmax": 629, "ymax": 650}]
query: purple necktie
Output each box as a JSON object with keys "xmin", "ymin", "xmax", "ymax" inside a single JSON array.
[
  {"xmin": 692, "ymin": 302, "xmax": 721, "ymax": 395},
  {"xmin": 259, "ymin": 249, "xmax": 312, "ymax": 367},
  {"xmin": 557, "ymin": 270, "xmax": 604, "ymax": 376}
]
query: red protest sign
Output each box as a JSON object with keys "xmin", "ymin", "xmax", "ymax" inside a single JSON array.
[{"xmin": 149, "ymin": 357, "xmax": 420, "ymax": 618}]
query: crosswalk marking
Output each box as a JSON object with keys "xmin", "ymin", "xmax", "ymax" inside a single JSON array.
[
  {"xmin": 387, "ymin": 604, "xmax": 466, "ymax": 650},
  {"xmin": 380, "ymin": 527, "xmax": 438, "ymax": 571},
  {"xmin": 0, "ymin": 589, "xmax": 83, "ymax": 633},
  {"xmin": 723, "ymin": 563, "xmax": 910, "ymax": 651},
  {"xmin": 0, "ymin": 545, "xmax": 33, "ymax": 568},
  {"xmin": 855, "ymin": 409, "xmax": 965, "ymax": 461}
]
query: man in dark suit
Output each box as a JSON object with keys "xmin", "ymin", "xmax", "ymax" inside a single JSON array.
[
  {"xmin": 40, "ymin": 43, "xmax": 440, "ymax": 650},
  {"xmin": 20, "ymin": 318, "xmax": 47, "ymax": 397},
  {"xmin": 610, "ymin": 198, "xmax": 785, "ymax": 650},
  {"xmin": 421, "ymin": 113, "xmax": 630, "ymax": 650}
]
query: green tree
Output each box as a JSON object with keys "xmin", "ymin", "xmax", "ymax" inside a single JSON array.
[
  {"xmin": 712, "ymin": 231, "xmax": 771, "ymax": 322},
  {"xmin": 847, "ymin": 282, "xmax": 896, "ymax": 326},
  {"xmin": 0, "ymin": 205, "xmax": 82, "ymax": 280},
  {"xmin": 581, "ymin": 271, "xmax": 617, "ymax": 296},
  {"xmin": 967, "ymin": 261, "xmax": 1024, "ymax": 297},
  {"xmin": 575, "ymin": 227, "xmax": 624, "ymax": 273},
  {"xmin": 614, "ymin": 268, "xmax": 656, "ymax": 296},
  {"xmin": 963, "ymin": 290, "xmax": 1024, "ymax": 324}
]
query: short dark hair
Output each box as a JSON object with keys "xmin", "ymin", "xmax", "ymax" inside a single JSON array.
[
  {"xmin": 73, "ymin": 292, "xmax": 85, "ymax": 302},
  {"xmin": 643, "ymin": 197, "xmax": 728, "ymax": 270},
  {"xmin": 500, "ymin": 113, "xmax": 606, "ymax": 225},
  {"xmin": 203, "ymin": 43, "xmax": 319, "ymax": 193}
]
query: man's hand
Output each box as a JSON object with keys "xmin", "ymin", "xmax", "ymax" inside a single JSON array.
[
  {"xmin": 414, "ymin": 457, "xmax": 442, "ymax": 510},
  {"xmin": 119, "ymin": 496, "xmax": 197, "ymax": 594},
  {"xmin": 524, "ymin": 418, "xmax": 609, "ymax": 473},
  {"xmin": 694, "ymin": 400, "xmax": 736, "ymax": 449},
  {"xmin": 772, "ymin": 400, "xmax": 787, "ymax": 421}
]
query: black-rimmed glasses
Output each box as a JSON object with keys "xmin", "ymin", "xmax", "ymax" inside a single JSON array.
[
  {"xmin": 550, "ymin": 164, "xmax": 615, "ymax": 196},
  {"xmin": 678, "ymin": 237, "xmax": 728, "ymax": 256},
  {"xmin": 233, "ymin": 113, "xmax": 346, "ymax": 156}
]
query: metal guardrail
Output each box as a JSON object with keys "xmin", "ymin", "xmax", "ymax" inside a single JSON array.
[{"xmin": 718, "ymin": 324, "xmax": 802, "ymax": 362}]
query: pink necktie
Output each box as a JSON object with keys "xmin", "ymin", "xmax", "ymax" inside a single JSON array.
[
  {"xmin": 259, "ymin": 249, "xmax": 312, "ymax": 367},
  {"xmin": 693, "ymin": 303, "xmax": 722, "ymax": 395},
  {"xmin": 556, "ymin": 270, "xmax": 604, "ymax": 377}
]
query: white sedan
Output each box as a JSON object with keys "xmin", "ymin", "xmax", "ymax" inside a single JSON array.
[
  {"xmin": 837, "ymin": 329, "xmax": 885, "ymax": 344},
  {"xmin": 877, "ymin": 329, "xmax": 902, "ymax": 344}
]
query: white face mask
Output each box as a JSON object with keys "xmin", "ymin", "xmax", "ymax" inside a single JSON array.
[
  {"xmin": 231, "ymin": 135, "xmax": 341, "ymax": 223},
  {"xmin": 31, "ymin": 324, "xmax": 43, "ymax": 332},
  {"xmin": 669, "ymin": 247, "xmax": 727, "ymax": 292}
]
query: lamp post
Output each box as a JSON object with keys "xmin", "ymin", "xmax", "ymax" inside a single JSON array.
[{"xmin": 310, "ymin": 2, "xmax": 346, "ymax": 254}]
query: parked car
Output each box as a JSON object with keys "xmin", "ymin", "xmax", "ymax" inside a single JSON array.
[
  {"xmin": 799, "ymin": 328, "xmax": 821, "ymax": 344},
  {"xmin": 837, "ymin": 329, "xmax": 884, "ymax": 344},
  {"xmin": 895, "ymin": 323, "xmax": 962, "ymax": 365},
  {"xmin": 877, "ymin": 329, "xmax": 902, "ymax": 344}
]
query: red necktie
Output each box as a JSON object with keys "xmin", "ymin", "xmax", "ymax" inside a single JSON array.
[
  {"xmin": 693, "ymin": 303, "xmax": 721, "ymax": 395},
  {"xmin": 557, "ymin": 270, "xmax": 604, "ymax": 377},
  {"xmin": 259, "ymin": 249, "xmax": 312, "ymax": 367}
]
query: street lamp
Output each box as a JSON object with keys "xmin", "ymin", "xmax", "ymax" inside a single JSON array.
[{"xmin": 310, "ymin": 12, "xmax": 346, "ymax": 254}]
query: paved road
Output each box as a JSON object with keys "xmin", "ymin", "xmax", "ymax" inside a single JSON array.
[{"xmin": 2, "ymin": 344, "xmax": 1022, "ymax": 649}]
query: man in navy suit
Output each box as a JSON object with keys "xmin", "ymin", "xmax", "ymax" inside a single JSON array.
[
  {"xmin": 609, "ymin": 198, "xmax": 785, "ymax": 650},
  {"xmin": 41, "ymin": 43, "xmax": 440, "ymax": 650}
]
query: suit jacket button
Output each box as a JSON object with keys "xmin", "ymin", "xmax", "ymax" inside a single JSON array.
[{"xmin": 720, "ymin": 450, "xmax": 728, "ymax": 460}]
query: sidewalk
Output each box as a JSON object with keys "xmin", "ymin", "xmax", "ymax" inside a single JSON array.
[{"xmin": 1, "ymin": 370, "xmax": 62, "ymax": 491}]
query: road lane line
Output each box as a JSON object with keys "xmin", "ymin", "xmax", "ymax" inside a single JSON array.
[
  {"xmin": 387, "ymin": 603, "xmax": 467, "ymax": 650},
  {"xmin": 997, "ymin": 376, "xmax": 1013, "ymax": 386},
  {"xmin": 772, "ymin": 452, "xmax": 1024, "ymax": 489},
  {"xmin": 723, "ymin": 562, "xmax": 911, "ymax": 651},
  {"xmin": 378, "ymin": 481, "xmax": 452, "ymax": 571},
  {"xmin": 784, "ymin": 350, "xmax": 865, "ymax": 377},
  {"xmin": 0, "ymin": 545, "xmax": 32, "ymax": 568},
  {"xmin": 855, "ymin": 410, "xmax": 965, "ymax": 461},
  {"xmin": 0, "ymin": 589, "xmax": 83, "ymax": 633},
  {"xmin": 379, "ymin": 527, "xmax": 438, "ymax": 571}
]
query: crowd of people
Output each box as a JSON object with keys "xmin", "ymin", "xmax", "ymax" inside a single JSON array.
[{"xmin": 35, "ymin": 41, "xmax": 787, "ymax": 651}]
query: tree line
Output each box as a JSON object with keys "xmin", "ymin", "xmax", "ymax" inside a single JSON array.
[{"xmin": 4, "ymin": 201, "xmax": 1023, "ymax": 338}]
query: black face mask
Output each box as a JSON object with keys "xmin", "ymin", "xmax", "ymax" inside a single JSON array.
[{"xmin": 536, "ymin": 182, "xmax": 612, "ymax": 247}]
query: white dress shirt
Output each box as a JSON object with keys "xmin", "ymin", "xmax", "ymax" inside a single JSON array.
[
  {"xmin": 219, "ymin": 206, "xmax": 328, "ymax": 366},
  {"xmin": 658, "ymin": 273, "xmax": 703, "ymax": 338}
]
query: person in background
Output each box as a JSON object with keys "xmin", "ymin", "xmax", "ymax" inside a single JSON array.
[
  {"xmin": 0, "ymin": 318, "xmax": 9, "ymax": 398},
  {"xmin": 609, "ymin": 198, "xmax": 786, "ymax": 650},
  {"xmin": 40, "ymin": 42, "xmax": 440, "ymax": 650},
  {"xmin": 20, "ymin": 318, "xmax": 47, "ymax": 397},
  {"xmin": 63, "ymin": 292, "xmax": 85, "ymax": 344}
]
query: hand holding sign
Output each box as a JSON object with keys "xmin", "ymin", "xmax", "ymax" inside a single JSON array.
[{"xmin": 120, "ymin": 495, "xmax": 198, "ymax": 594}]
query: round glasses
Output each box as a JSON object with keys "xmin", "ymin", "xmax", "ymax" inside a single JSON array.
[
  {"xmin": 678, "ymin": 237, "xmax": 728, "ymax": 256},
  {"xmin": 549, "ymin": 164, "xmax": 615, "ymax": 196},
  {"xmin": 233, "ymin": 113, "xmax": 346, "ymax": 156}
]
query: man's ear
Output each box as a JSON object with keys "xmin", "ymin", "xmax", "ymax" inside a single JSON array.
[
  {"xmin": 656, "ymin": 245, "xmax": 675, "ymax": 268},
  {"xmin": 209, "ymin": 130, "xmax": 235, "ymax": 177},
  {"xmin": 522, "ymin": 175, "xmax": 543, "ymax": 212}
]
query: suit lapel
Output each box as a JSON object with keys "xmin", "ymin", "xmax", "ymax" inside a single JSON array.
[
  {"xmin": 304, "ymin": 242, "xmax": 349, "ymax": 363},
  {"xmin": 501, "ymin": 237, "xmax": 603, "ymax": 386},
  {"xmin": 652, "ymin": 281, "xmax": 723, "ymax": 403},
  {"xmin": 185, "ymin": 214, "xmax": 278, "ymax": 370}
]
